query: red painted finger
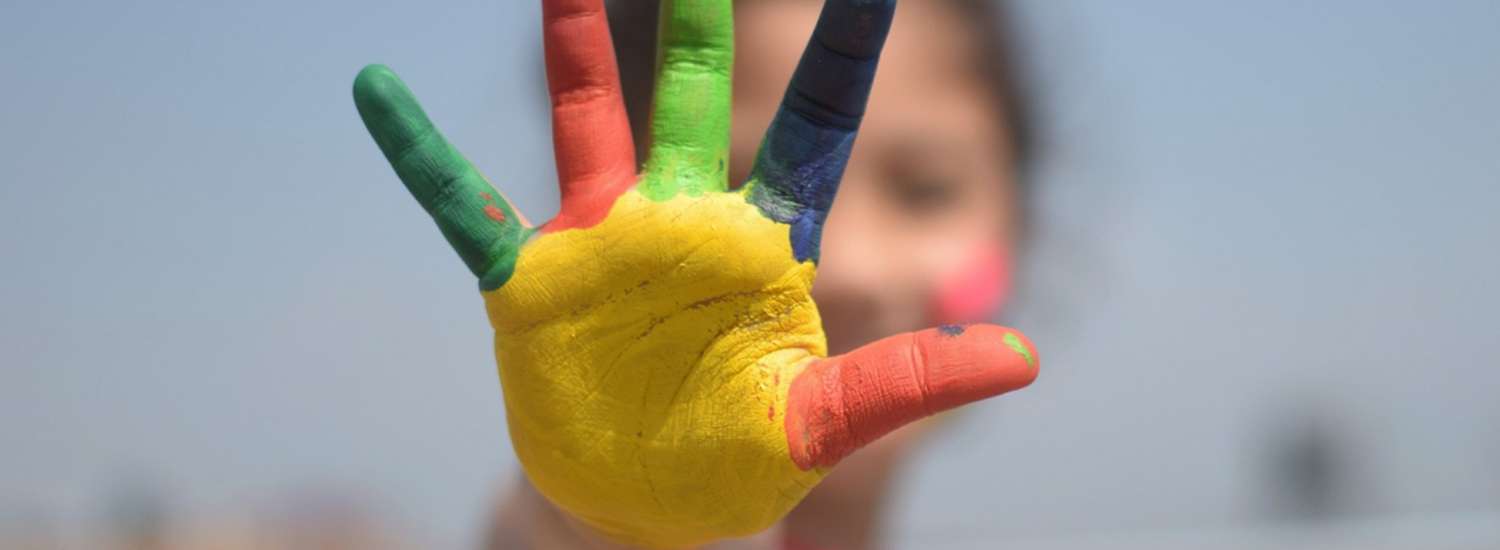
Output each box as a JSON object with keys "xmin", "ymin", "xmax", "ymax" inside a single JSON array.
[
  {"xmin": 542, "ymin": 0, "xmax": 638, "ymax": 231},
  {"xmin": 785, "ymin": 324, "xmax": 1039, "ymax": 470}
]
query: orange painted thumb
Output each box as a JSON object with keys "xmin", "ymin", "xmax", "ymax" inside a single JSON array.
[{"xmin": 784, "ymin": 324, "xmax": 1039, "ymax": 470}]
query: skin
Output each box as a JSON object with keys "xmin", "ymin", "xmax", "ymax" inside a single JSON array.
[{"xmin": 354, "ymin": 0, "xmax": 1035, "ymax": 548}]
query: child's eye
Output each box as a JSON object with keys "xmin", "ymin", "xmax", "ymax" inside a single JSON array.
[
  {"xmin": 878, "ymin": 138, "xmax": 973, "ymax": 219},
  {"xmin": 891, "ymin": 173, "xmax": 963, "ymax": 216}
]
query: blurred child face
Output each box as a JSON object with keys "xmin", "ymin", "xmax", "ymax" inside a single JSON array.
[{"xmin": 731, "ymin": 0, "xmax": 1021, "ymax": 355}]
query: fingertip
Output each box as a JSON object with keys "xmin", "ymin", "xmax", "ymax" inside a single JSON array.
[
  {"xmin": 351, "ymin": 64, "xmax": 436, "ymax": 158},
  {"xmin": 353, "ymin": 65, "xmax": 421, "ymax": 142},
  {"xmin": 815, "ymin": 0, "xmax": 897, "ymax": 58},
  {"xmin": 353, "ymin": 63, "xmax": 399, "ymax": 105},
  {"xmin": 996, "ymin": 327, "xmax": 1041, "ymax": 391},
  {"xmin": 355, "ymin": 63, "xmax": 394, "ymax": 84},
  {"xmin": 1001, "ymin": 326, "xmax": 1041, "ymax": 372},
  {"xmin": 917, "ymin": 324, "xmax": 1039, "ymax": 408}
]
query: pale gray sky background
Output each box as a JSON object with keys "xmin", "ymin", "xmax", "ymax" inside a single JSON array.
[{"xmin": 2, "ymin": 0, "xmax": 1499, "ymax": 548}]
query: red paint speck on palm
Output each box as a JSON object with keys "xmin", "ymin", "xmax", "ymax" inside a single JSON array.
[{"xmin": 484, "ymin": 205, "xmax": 507, "ymax": 223}]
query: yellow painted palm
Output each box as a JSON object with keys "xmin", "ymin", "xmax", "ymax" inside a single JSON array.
[{"xmin": 353, "ymin": 0, "xmax": 1038, "ymax": 547}]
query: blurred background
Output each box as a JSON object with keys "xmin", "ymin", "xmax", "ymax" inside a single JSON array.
[{"xmin": 3, "ymin": 0, "xmax": 1499, "ymax": 548}]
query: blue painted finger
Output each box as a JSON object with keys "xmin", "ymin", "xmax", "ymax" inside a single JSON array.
[{"xmin": 744, "ymin": 0, "xmax": 896, "ymax": 264}]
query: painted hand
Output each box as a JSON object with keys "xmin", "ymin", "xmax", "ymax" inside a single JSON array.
[{"xmin": 354, "ymin": 0, "xmax": 1037, "ymax": 547}]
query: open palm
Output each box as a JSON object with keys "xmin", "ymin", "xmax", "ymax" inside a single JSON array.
[{"xmin": 354, "ymin": 0, "xmax": 1037, "ymax": 547}]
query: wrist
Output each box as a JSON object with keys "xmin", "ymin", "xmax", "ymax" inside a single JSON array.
[{"xmin": 491, "ymin": 474, "xmax": 783, "ymax": 550}]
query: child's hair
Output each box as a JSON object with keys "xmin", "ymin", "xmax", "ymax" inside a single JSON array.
[{"xmin": 603, "ymin": 0, "xmax": 1034, "ymax": 183}]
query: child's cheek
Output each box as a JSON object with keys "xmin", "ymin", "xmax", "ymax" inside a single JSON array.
[{"xmin": 928, "ymin": 243, "xmax": 1011, "ymax": 326}]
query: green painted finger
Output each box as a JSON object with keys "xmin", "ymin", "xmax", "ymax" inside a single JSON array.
[
  {"xmin": 641, "ymin": 0, "xmax": 734, "ymax": 199},
  {"xmin": 353, "ymin": 64, "xmax": 530, "ymax": 290}
]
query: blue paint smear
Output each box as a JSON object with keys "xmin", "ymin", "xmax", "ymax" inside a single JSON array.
[
  {"xmin": 746, "ymin": 113, "xmax": 856, "ymax": 263},
  {"xmin": 938, "ymin": 324, "xmax": 968, "ymax": 338},
  {"xmin": 745, "ymin": 0, "xmax": 895, "ymax": 264}
]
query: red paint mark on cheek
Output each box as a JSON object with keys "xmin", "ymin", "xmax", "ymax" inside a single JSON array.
[
  {"xmin": 930, "ymin": 245, "xmax": 1011, "ymax": 325},
  {"xmin": 479, "ymin": 192, "xmax": 494, "ymax": 203},
  {"xmin": 768, "ymin": 405, "xmax": 776, "ymax": 421},
  {"xmin": 483, "ymin": 205, "xmax": 507, "ymax": 223}
]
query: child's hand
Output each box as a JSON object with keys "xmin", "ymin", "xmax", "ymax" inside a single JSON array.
[{"xmin": 354, "ymin": 0, "xmax": 1037, "ymax": 547}]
